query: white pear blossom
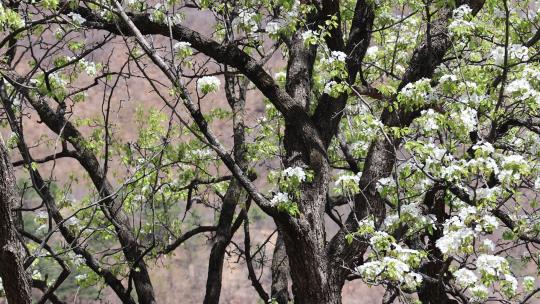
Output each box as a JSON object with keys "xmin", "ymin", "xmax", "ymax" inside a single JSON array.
[
  {"xmin": 491, "ymin": 45, "xmax": 529, "ymax": 65},
  {"xmin": 335, "ymin": 173, "xmax": 360, "ymax": 186},
  {"xmin": 481, "ymin": 239, "xmax": 495, "ymax": 252},
  {"xmin": 454, "ymin": 268, "xmax": 477, "ymax": 288},
  {"xmin": 68, "ymin": 252, "xmax": 86, "ymax": 266},
  {"xmin": 534, "ymin": 177, "xmax": 540, "ymax": 190},
  {"xmin": 376, "ymin": 176, "xmax": 395, "ymax": 193},
  {"xmin": 237, "ymin": 9, "xmax": 258, "ymax": 32},
  {"xmin": 403, "ymin": 272, "xmax": 423, "ymax": 289},
  {"xmin": 501, "ymin": 154, "xmax": 527, "ymax": 169},
  {"xmin": 435, "ymin": 226, "xmax": 475, "ymax": 255},
  {"xmin": 506, "ymin": 79, "xmax": 540, "ymax": 103},
  {"xmin": 439, "ymin": 74, "xmax": 458, "ymax": 83},
  {"xmin": 67, "ymin": 12, "xmax": 86, "ymax": 25},
  {"xmin": 451, "ymin": 107, "xmax": 477, "ymax": 132},
  {"xmin": 36, "ymin": 211, "xmax": 48, "ymax": 220},
  {"xmin": 80, "ymin": 59, "xmax": 97, "ymax": 76},
  {"xmin": 470, "ymin": 285, "xmax": 489, "ymax": 303},
  {"xmin": 472, "ymin": 142, "xmax": 495, "ymax": 154},
  {"xmin": 75, "ymin": 274, "xmax": 88, "ymax": 284},
  {"xmin": 356, "ymin": 260, "xmax": 383, "ymax": 280},
  {"xmin": 502, "ymin": 274, "xmax": 518, "ymax": 296},
  {"xmin": 266, "ymin": 21, "xmax": 280, "ymax": 35},
  {"xmin": 479, "ymin": 214, "xmax": 499, "ymax": 232},
  {"xmin": 476, "ymin": 254, "xmax": 508, "ymax": 277},
  {"xmin": 419, "ymin": 109, "xmax": 439, "ymax": 132},
  {"xmin": 301, "ymin": 30, "xmax": 317, "ymax": 43},
  {"xmin": 523, "ymin": 276, "xmax": 536, "ymax": 292},
  {"xmin": 452, "ymin": 5, "xmax": 473, "ymax": 19},
  {"xmin": 270, "ymin": 192, "xmax": 290, "ymax": 205},
  {"xmin": 197, "ymin": 76, "xmax": 221, "ymax": 94},
  {"xmin": 283, "ymin": 166, "xmax": 307, "ymax": 182},
  {"xmin": 323, "ymin": 81, "xmax": 338, "ymax": 95},
  {"xmin": 174, "ymin": 41, "xmax": 191, "ymax": 51},
  {"xmin": 274, "ymin": 71, "xmax": 286, "ymax": 82}
]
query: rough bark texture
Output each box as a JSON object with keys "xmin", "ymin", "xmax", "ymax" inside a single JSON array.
[
  {"xmin": 0, "ymin": 136, "xmax": 32, "ymax": 304},
  {"xmin": 271, "ymin": 232, "xmax": 290, "ymax": 304}
]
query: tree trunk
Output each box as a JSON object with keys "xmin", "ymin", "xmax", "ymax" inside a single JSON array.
[
  {"xmin": 279, "ymin": 221, "xmax": 342, "ymax": 304},
  {"xmin": 203, "ymin": 73, "xmax": 248, "ymax": 304},
  {"xmin": 0, "ymin": 135, "xmax": 32, "ymax": 304},
  {"xmin": 271, "ymin": 232, "xmax": 290, "ymax": 304}
]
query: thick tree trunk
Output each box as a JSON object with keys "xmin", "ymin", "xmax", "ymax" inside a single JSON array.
[
  {"xmin": 0, "ymin": 136, "xmax": 32, "ymax": 304},
  {"xmin": 278, "ymin": 217, "xmax": 342, "ymax": 304},
  {"xmin": 279, "ymin": 119, "xmax": 342, "ymax": 303}
]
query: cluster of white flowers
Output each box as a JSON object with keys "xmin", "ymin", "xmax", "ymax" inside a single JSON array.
[
  {"xmin": 479, "ymin": 214, "xmax": 499, "ymax": 232},
  {"xmin": 476, "ymin": 254, "xmax": 508, "ymax": 277},
  {"xmin": 398, "ymin": 78, "xmax": 433, "ymax": 103},
  {"xmin": 449, "ymin": 5, "xmax": 474, "ymax": 35},
  {"xmin": 49, "ymin": 72, "xmax": 68, "ymax": 87},
  {"xmin": 502, "ymin": 274, "xmax": 518, "ymax": 296},
  {"xmin": 369, "ymin": 231, "xmax": 393, "ymax": 251},
  {"xmin": 454, "ymin": 268, "xmax": 477, "ymax": 288},
  {"xmin": 75, "ymin": 273, "xmax": 88, "ymax": 285},
  {"xmin": 301, "ymin": 30, "xmax": 317, "ymax": 43},
  {"xmin": 174, "ymin": 41, "xmax": 191, "ymax": 52},
  {"xmin": 270, "ymin": 192, "xmax": 290, "ymax": 205},
  {"xmin": 283, "ymin": 166, "xmax": 307, "ymax": 182},
  {"xmin": 435, "ymin": 224, "xmax": 475, "ymax": 255},
  {"xmin": 470, "ymin": 285, "xmax": 489, "ymax": 303},
  {"xmin": 357, "ymin": 257, "xmax": 423, "ymax": 289},
  {"xmin": 481, "ymin": 238, "xmax": 495, "ymax": 252},
  {"xmin": 237, "ymin": 9, "xmax": 258, "ymax": 32},
  {"xmin": 535, "ymin": 177, "xmax": 540, "ymax": 190},
  {"xmin": 452, "ymin": 4, "xmax": 473, "ymax": 19},
  {"xmin": 80, "ymin": 59, "xmax": 97, "ymax": 76},
  {"xmin": 439, "ymin": 74, "xmax": 458, "ymax": 83},
  {"xmin": 376, "ymin": 176, "xmax": 395, "ymax": 194},
  {"xmin": 266, "ymin": 21, "xmax": 280, "ymax": 35},
  {"xmin": 523, "ymin": 276, "xmax": 536, "ymax": 292},
  {"xmin": 36, "ymin": 211, "xmax": 48, "ymax": 220},
  {"xmin": 491, "ymin": 45, "xmax": 530, "ymax": 65},
  {"xmin": 197, "ymin": 76, "xmax": 221, "ymax": 94},
  {"xmin": 419, "ymin": 109, "xmax": 440, "ymax": 132},
  {"xmin": 450, "ymin": 106, "xmax": 477, "ymax": 132},
  {"xmin": 506, "ymin": 79, "xmax": 540, "ymax": 104},
  {"xmin": 68, "ymin": 252, "xmax": 86, "ymax": 267},
  {"xmin": 274, "ymin": 71, "xmax": 286, "ymax": 82},
  {"xmin": 472, "ymin": 141, "xmax": 495, "ymax": 155},
  {"xmin": 322, "ymin": 51, "xmax": 347, "ymax": 65},
  {"xmin": 335, "ymin": 173, "xmax": 361, "ymax": 186},
  {"xmin": 67, "ymin": 12, "xmax": 86, "ymax": 25},
  {"xmin": 501, "ymin": 154, "xmax": 527, "ymax": 169},
  {"xmin": 173, "ymin": 41, "xmax": 193, "ymax": 59},
  {"xmin": 190, "ymin": 148, "xmax": 214, "ymax": 158},
  {"xmin": 323, "ymin": 81, "xmax": 338, "ymax": 95}
]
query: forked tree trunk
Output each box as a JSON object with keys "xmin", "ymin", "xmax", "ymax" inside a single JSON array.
[{"xmin": 0, "ymin": 135, "xmax": 32, "ymax": 304}]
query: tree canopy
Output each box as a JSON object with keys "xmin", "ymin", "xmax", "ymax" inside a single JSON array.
[{"xmin": 1, "ymin": 0, "xmax": 540, "ymax": 303}]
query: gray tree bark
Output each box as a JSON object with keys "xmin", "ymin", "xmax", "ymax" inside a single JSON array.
[{"xmin": 0, "ymin": 135, "xmax": 32, "ymax": 304}]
